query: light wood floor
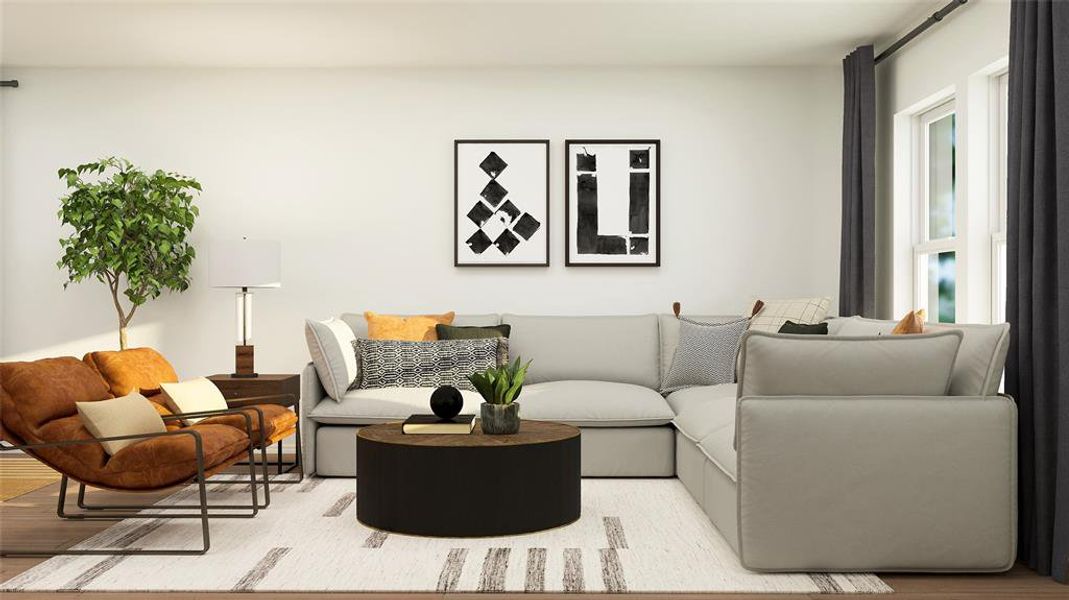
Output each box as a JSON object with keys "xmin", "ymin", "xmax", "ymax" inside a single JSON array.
[{"xmin": 2, "ymin": 475, "xmax": 1066, "ymax": 599}]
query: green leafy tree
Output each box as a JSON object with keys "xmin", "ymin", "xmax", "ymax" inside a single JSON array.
[{"xmin": 56, "ymin": 157, "xmax": 201, "ymax": 349}]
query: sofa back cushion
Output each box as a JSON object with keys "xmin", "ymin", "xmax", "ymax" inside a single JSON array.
[
  {"xmin": 340, "ymin": 313, "xmax": 500, "ymax": 340},
  {"xmin": 83, "ymin": 347, "xmax": 179, "ymax": 397},
  {"xmin": 827, "ymin": 316, "xmax": 1010, "ymax": 396},
  {"xmin": 501, "ymin": 314, "xmax": 660, "ymax": 388},
  {"xmin": 305, "ymin": 318, "xmax": 359, "ymax": 401},
  {"xmin": 738, "ymin": 330, "xmax": 964, "ymax": 398},
  {"xmin": 658, "ymin": 314, "xmax": 746, "ymax": 382}
]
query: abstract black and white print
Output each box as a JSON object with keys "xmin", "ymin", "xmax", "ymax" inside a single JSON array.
[
  {"xmin": 455, "ymin": 140, "xmax": 549, "ymax": 266},
  {"xmin": 565, "ymin": 140, "xmax": 660, "ymax": 266}
]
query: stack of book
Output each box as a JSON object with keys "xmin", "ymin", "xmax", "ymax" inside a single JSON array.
[{"xmin": 402, "ymin": 414, "xmax": 476, "ymax": 434}]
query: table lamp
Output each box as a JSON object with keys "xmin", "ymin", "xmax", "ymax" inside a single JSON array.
[{"xmin": 208, "ymin": 238, "xmax": 281, "ymax": 378}]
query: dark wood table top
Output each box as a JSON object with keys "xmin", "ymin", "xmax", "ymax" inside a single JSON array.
[
  {"xmin": 207, "ymin": 374, "xmax": 298, "ymax": 383},
  {"xmin": 357, "ymin": 419, "xmax": 579, "ymax": 448}
]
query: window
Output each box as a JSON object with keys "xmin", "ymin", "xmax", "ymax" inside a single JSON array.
[
  {"xmin": 913, "ymin": 101, "xmax": 958, "ymax": 323},
  {"xmin": 992, "ymin": 71, "xmax": 1009, "ymax": 323}
]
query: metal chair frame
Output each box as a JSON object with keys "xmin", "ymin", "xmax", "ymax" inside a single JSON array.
[{"xmin": 226, "ymin": 393, "xmax": 304, "ymax": 484}]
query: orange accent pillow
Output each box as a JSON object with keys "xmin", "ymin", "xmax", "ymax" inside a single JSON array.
[
  {"xmin": 83, "ymin": 348, "xmax": 179, "ymax": 397},
  {"xmin": 364, "ymin": 311, "xmax": 455, "ymax": 341},
  {"xmin": 891, "ymin": 309, "xmax": 927, "ymax": 335}
]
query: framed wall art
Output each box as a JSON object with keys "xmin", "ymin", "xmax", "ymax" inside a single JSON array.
[
  {"xmin": 455, "ymin": 139, "xmax": 549, "ymax": 267},
  {"xmin": 565, "ymin": 139, "xmax": 660, "ymax": 266}
]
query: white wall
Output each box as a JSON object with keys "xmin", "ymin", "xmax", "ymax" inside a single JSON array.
[
  {"xmin": 1, "ymin": 66, "xmax": 841, "ymax": 376},
  {"xmin": 874, "ymin": 0, "xmax": 1010, "ymax": 320}
]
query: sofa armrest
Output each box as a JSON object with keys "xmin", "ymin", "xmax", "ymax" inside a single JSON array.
[
  {"xmin": 300, "ymin": 362, "xmax": 327, "ymax": 475},
  {"xmin": 735, "ymin": 394, "xmax": 1017, "ymax": 573}
]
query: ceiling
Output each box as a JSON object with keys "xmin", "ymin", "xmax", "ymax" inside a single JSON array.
[{"xmin": 0, "ymin": 0, "xmax": 947, "ymax": 68}]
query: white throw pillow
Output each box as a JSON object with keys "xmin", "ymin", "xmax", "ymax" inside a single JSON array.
[
  {"xmin": 305, "ymin": 317, "xmax": 359, "ymax": 401},
  {"xmin": 76, "ymin": 392, "xmax": 167, "ymax": 455},
  {"xmin": 747, "ymin": 296, "xmax": 832, "ymax": 333},
  {"xmin": 160, "ymin": 377, "xmax": 229, "ymax": 424}
]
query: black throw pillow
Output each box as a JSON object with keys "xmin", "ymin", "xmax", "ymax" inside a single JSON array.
[
  {"xmin": 777, "ymin": 320, "xmax": 829, "ymax": 335},
  {"xmin": 435, "ymin": 324, "xmax": 511, "ymax": 340}
]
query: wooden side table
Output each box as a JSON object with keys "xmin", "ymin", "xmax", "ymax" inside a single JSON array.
[{"xmin": 207, "ymin": 373, "xmax": 302, "ymax": 479}]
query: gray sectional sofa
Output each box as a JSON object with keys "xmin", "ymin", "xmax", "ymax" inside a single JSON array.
[{"xmin": 300, "ymin": 312, "xmax": 1016, "ymax": 573}]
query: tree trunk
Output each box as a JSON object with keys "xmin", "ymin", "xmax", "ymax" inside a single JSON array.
[{"xmin": 119, "ymin": 326, "xmax": 128, "ymax": 350}]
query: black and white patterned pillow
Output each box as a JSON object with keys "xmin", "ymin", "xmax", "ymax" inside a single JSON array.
[
  {"xmin": 660, "ymin": 317, "xmax": 750, "ymax": 394},
  {"xmin": 353, "ymin": 337, "xmax": 508, "ymax": 391}
]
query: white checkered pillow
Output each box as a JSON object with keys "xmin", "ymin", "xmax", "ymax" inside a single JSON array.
[{"xmin": 747, "ymin": 297, "xmax": 832, "ymax": 333}]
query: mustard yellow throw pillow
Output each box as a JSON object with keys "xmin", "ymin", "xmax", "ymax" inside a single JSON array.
[
  {"xmin": 364, "ymin": 311, "xmax": 455, "ymax": 341},
  {"xmin": 891, "ymin": 309, "xmax": 927, "ymax": 335}
]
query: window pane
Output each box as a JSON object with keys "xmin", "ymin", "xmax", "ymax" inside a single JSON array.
[
  {"xmin": 927, "ymin": 251, "xmax": 956, "ymax": 323},
  {"xmin": 994, "ymin": 240, "xmax": 1007, "ymax": 323},
  {"xmin": 928, "ymin": 113, "xmax": 956, "ymax": 240},
  {"xmin": 998, "ymin": 74, "xmax": 1009, "ymax": 232}
]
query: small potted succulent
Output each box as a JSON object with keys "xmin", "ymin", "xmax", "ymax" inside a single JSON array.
[{"xmin": 468, "ymin": 358, "xmax": 531, "ymax": 434}]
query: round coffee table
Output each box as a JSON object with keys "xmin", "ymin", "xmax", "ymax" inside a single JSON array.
[{"xmin": 356, "ymin": 419, "xmax": 581, "ymax": 537}]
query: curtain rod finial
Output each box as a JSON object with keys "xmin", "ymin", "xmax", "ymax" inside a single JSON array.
[{"xmin": 1, "ymin": 80, "xmax": 19, "ymax": 88}]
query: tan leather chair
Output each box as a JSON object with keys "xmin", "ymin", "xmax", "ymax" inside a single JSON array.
[
  {"xmin": 0, "ymin": 357, "xmax": 268, "ymax": 556},
  {"xmin": 82, "ymin": 348, "xmax": 299, "ymax": 466}
]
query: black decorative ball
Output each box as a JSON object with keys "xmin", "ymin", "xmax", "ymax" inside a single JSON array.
[{"xmin": 430, "ymin": 385, "xmax": 464, "ymax": 420}]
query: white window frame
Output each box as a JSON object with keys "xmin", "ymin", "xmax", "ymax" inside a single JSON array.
[
  {"xmin": 912, "ymin": 100, "xmax": 959, "ymax": 321},
  {"xmin": 990, "ymin": 70, "xmax": 1009, "ymax": 323}
]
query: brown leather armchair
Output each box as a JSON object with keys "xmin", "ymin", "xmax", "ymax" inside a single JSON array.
[
  {"xmin": 82, "ymin": 348, "xmax": 299, "ymax": 476},
  {"xmin": 0, "ymin": 357, "xmax": 269, "ymax": 556}
]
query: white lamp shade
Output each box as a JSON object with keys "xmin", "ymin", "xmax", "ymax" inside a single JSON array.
[{"xmin": 207, "ymin": 239, "xmax": 282, "ymax": 289}]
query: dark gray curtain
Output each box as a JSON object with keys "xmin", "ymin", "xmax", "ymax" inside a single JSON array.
[
  {"xmin": 1006, "ymin": 0, "xmax": 1069, "ymax": 584},
  {"xmin": 839, "ymin": 45, "xmax": 876, "ymax": 317}
]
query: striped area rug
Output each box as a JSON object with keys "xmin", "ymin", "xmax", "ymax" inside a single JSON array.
[
  {"xmin": 0, "ymin": 457, "xmax": 61, "ymax": 501},
  {"xmin": 1, "ymin": 478, "xmax": 891, "ymax": 594}
]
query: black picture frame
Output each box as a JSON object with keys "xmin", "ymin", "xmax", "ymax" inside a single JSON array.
[
  {"xmin": 564, "ymin": 139, "xmax": 661, "ymax": 267},
  {"xmin": 454, "ymin": 139, "xmax": 550, "ymax": 267}
]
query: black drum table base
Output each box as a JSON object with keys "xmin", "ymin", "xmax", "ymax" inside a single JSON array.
[{"xmin": 356, "ymin": 422, "xmax": 581, "ymax": 537}]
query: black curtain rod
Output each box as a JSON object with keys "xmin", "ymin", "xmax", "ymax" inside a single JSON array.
[
  {"xmin": 0, "ymin": 80, "xmax": 18, "ymax": 88},
  {"xmin": 875, "ymin": 0, "xmax": 968, "ymax": 65}
]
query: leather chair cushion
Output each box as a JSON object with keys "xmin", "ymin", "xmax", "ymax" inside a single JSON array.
[
  {"xmin": 1, "ymin": 357, "xmax": 112, "ymax": 434},
  {"xmin": 148, "ymin": 400, "xmax": 184, "ymax": 431},
  {"xmin": 34, "ymin": 415, "xmax": 110, "ymax": 481},
  {"xmin": 105, "ymin": 423, "xmax": 249, "ymax": 489},
  {"xmin": 83, "ymin": 347, "xmax": 179, "ymax": 397},
  {"xmin": 24, "ymin": 416, "xmax": 249, "ymax": 490},
  {"xmin": 199, "ymin": 404, "xmax": 298, "ymax": 445}
]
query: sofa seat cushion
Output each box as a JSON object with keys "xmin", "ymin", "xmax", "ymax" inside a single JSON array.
[
  {"xmin": 670, "ymin": 385, "xmax": 738, "ymax": 480},
  {"xmin": 666, "ymin": 383, "xmax": 737, "ymax": 420},
  {"xmin": 310, "ymin": 387, "xmax": 485, "ymax": 425},
  {"xmin": 518, "ymin": 381, "xmax": 674, "ymax": 427}
]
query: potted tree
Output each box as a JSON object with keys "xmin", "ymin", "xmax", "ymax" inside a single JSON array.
[
  {"xmin": 468, "ymin": 358, "xmax": 531, "ymax": 434},
  {"xmin": 57, "ymin": 157, "xmax": 201, "ymax": 349}
]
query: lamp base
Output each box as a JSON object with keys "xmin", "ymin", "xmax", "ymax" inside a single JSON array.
[{"xmin": 233, "ymin": 345, "xmax": 257, "ymax": 378}]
